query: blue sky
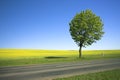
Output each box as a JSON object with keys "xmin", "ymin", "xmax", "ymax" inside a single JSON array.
[{"xmin": 0, "ymin": 0, "xmax": 120, "ymax": 50}]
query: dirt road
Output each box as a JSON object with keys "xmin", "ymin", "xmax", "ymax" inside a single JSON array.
[{"xmin": 0, "ymin": 59, "xmax": 120, "ymax": 80}]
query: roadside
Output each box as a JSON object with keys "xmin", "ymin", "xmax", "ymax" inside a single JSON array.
[
  {"xmin": 53, "ymin": 69, "xmax": 120, "ymax": 80},
  {"xmin": 0, "ymin": 58, "xmax": 120, "ymax": 80}
]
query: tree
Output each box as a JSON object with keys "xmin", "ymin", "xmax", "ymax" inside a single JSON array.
[{"xmin": 69, "ymin": 9, "xmax": 104, "ymax": 58}]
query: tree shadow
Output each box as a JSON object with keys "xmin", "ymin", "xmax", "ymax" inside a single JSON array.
[{"xmin": 45, "ymin": 56, "xmax": 68, "ymax": 59}]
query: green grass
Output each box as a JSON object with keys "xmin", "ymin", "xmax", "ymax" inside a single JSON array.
[
  {"xmin": 54, "ymin": 69, "xmax": 120, "ymax": 80},
  {"xmin": 0, "ymin": 49, "xmax": 120, "ymax": 66}
]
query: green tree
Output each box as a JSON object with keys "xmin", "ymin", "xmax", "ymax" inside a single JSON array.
[{"xmin": 69, "ymin": 9, "xmax": 104, "ymax": 58}]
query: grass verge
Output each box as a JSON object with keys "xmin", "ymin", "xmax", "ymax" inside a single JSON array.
[{"xmin": 54, "ymin": 69, "xmax": 120, "ymax": 80}]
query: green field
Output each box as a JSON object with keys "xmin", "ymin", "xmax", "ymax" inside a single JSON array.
[
  {"xmin": 0, "ymin": 49, "xmax": 120, "ymax": 66},
  {"xmin": 54, "ymin": 69, "xmax": 120, "ymax": 80}
]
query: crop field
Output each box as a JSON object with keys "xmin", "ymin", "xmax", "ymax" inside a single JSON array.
[{"xmin": 0, "ymin": 49, "xmax": 120, "ymax": 66}]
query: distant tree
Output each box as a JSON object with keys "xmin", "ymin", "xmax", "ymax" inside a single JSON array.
[{"xmin": 69, "ymin": 9, "xmax": 104, "ymax": 58}]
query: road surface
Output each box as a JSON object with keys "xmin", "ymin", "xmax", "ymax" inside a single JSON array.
[{"xmin": 0, "ymin": 59, "xmax": 120, "ymax": 80}]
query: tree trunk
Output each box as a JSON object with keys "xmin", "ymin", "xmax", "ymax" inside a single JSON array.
[{"xmin": 79, "ymin": 44, "xmax": 82, "ymax": 58}]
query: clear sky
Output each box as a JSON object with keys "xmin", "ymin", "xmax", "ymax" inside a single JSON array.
[{"xmin": 0, "ymin": 0, "xmax": 120, "ymax": 50}]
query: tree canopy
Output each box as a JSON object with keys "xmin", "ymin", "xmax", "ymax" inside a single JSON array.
[{"xmin": 69, "ymin": 9, "xmax": 104, "ymax": 58}]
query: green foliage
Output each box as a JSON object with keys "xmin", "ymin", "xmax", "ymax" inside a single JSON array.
[{"xmin": 69, "ymin": 9, "xmax": 104, "ymax": 47}]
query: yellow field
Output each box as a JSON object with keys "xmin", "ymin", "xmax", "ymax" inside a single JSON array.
[
  {"xmin": 0, "ymin": 49, "xmax": 120, "ymax": 66},
  {"xmin": 0, "ymin": 49, "xmax": 77, "ymax": 58},
  {"xmin": 0, "ymin": 49, "xmax": 120, "ymax": 59}
]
